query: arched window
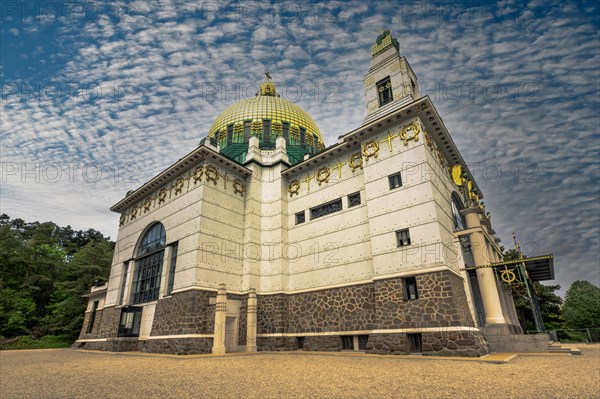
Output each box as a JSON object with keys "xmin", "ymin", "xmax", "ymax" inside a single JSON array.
[
  {"xmin": 451, "ymin": 192, "xmax": 466, "ymax": 231},
  {"xmin": 132, "ymin": 223, "xmax": 166, "ymax": 304}
]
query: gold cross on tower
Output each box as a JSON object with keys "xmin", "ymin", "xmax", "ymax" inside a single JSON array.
[{"xmin": 380, "ymin": 130, "xmax": 399, "ymax": 152}]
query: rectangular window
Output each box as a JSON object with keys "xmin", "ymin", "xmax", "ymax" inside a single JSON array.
[
  {"xmin": 263, "ymin": 119, "xmax": 271, "ymax": 143},
  {"xmin": 407, "ymin": 333, "xmax": 422, "ymax": 352},
  {"xmin": 296, "ymin": 337, "xmax": 305, "ymax": 350},
  {"xmin": 388, "ymin": 172, "xmax": 402, "ymax": 189},
  {"xmin": 166, "ymin": 243, "xmax": 178, "ymax": 296},
  {"xmin": 403, "ymin": 276, "xmax": 418, "ymax": 300},
  {"xmin": 243, "ymin": 120, "xmax": 252, "ymax": 142},
  {"xmin": 348, "ymin": 192, "xmax": 361, "ymax": 207},
  {"xmin": 226, "ymin": 124, "xmax": 233, "ymax": 145},
  {"xmin": 377, "ymin": 76, "xmax": 393, "ymax": 106},
  {"xmin": 132, "ymin": 251, "xmax": 164, "ymax": 304},
  {"xmin": 295, "ymin": 211, "xmax": 305, "ymax": 225},
  {"xmin": 310, "ymin": 198, "xmax": 342, "ymax": 220},
  {"xmin": 282, "ymin": 122, "xmax": 290, "ymax": 141},
  {"xmin": 358, "ymin": 335, "xmax": 369, "ymax": 350},
  {"xmin": 118, "ymin": 261, "xmax": 129, "ymax": 305},
  {"xmin": 300, "ymin": 127, "xmax": 306, "ymax": 146},
  {"xmin": 340, "ymin": 336, "xmax": 354, "ymax": 350},
  {"xmin": 396, "ymin": 229, "xmax": 411, "ymax": 247},
  {"xmin": 313, "ymin": 135, "xmax": 319, "ymax": 153},
  {"xmin": 117, "ymin": 306, "xmax": 143, "ymax": 337},
  {"xmin": 86, "ymin": 300, "xmax": 99, "ymax": 333}
]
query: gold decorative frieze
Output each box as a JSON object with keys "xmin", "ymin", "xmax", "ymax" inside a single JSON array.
[
  {"xmin": 120, "ymin": 163, "xmax": 246, "ymax": 227},
  {"xmin": 288, "ymin": 180, "xmax": 300, "ymax": 197}
]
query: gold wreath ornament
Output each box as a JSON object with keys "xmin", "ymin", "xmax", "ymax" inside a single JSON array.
[
  {"xmin": 119, "ymin": 214, "xmax": 126, "ymax": 226},
  {"xmin": 362, "ymin": 140, "xmax": 379, "ymax": 161},
  {"xmin": 130, "ymin": 206, "xmax": 138, "ymax": 220},
  {"xmin": 349, "ymin": 153, "xmax": 363, "ymax": 172},
  {"xmin": 233, "ymin": 178, "xmax": 245, "ymax": 195},
  {"xmin": 158, "ymin": 189, "xmax": 167, "ymax": 204},
  {"xmin": 174, "ymin": 178, "xmax": 185, "ymax": 194},
  {"xmin": 288, "ymin": 180, "xmax": 300, "ymax": 196},
  {"xmin": 193, "ymin": 166, "xmax": 204, "ymax": 183},
  {"xmin": 400, "ymin": 123, "xmax": 420, "ymax": 145},
  {"xmin": 205, "ymin": 165, "xmax": 219, "ymax": 184},
  {"xmin": 316, "ymin": 167, "xmax": 330, "ymax": 186},
  {"xmin": 143, "ymin": 199, "xmax": 152, "ymax": 212}
]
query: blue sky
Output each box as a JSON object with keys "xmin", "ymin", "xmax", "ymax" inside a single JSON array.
[{"xmin": 1, "ymin": 0, "xmax": 599, "ymax": 295}]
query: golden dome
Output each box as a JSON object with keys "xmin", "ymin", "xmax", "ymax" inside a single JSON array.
[{"xmin": 208, "ymin": 81, "xmax": 324, "ymax": 152}]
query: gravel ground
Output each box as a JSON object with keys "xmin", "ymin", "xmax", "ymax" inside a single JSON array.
[{"xmin": 1, "ymin": 346, "xmax": 599, "ymax": 399}]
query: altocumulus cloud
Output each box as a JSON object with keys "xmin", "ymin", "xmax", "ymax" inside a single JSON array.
[{"xmin": 0, "ymin": 0, "xmax": 598, "ymax": 295}]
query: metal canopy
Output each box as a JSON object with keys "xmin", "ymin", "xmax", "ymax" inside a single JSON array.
[{"xmin": 463, "ymin": 254, "xmax": 555, "ymax": 282}]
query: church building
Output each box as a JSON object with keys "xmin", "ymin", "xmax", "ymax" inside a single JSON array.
[{"xmin": 76, "ymin": 31, "xmax": 554, "ymax": 356}]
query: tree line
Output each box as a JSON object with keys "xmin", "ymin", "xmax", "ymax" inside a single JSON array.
[{"xmin": 0, "ymin": 214, "xmax": 113, "ymax": 345}]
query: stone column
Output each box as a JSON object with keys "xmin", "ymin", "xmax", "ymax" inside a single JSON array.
[
  {"xmin": 212, "ymin": 283, "xmax": 227, "ymax": 355},
  {"xmin": 246, "ymin": 289, "xmax": 257, "ymax": 352},
  {"xmin": 461, "ymin": 208, "xmax": 506, "ymax": 325}
]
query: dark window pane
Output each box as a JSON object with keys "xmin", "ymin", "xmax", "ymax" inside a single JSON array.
[
  {"xmin": 227, "ymin": 124, "xmax": 233, "ymax": 144},
  {"xmin": 263, "ymin": 120, "xmax": 271, "ymax": 143},
  {"xmin": 377, "ymin": 76, "xmax": 393, "ymax": 106},
  {"xmin": 310, "ymin": 198, "xmax": 342, "ymax": 220},
  {"xmin": 396, "ymin": 229, "xmax": 411, "ymax": 247},
  {"xmin": 167, "ymin": 243, "xmax": 178, "ymax": 296},
  {"xmin": 295, "ymin": 211, "xmax": 305, "ymax": 224},
  {"xmin": 282, "ymin": 122, "xmax": 290, "ymax": 141},
  {"xmin": 86, "ymin": 301, "xmax": 99, "ymax": 333},
  {"xmin": 244, "ymin": 121, "xmax": 252, "ymax": 142},
  {"xmin": 388, "ymin": 172, "xmax": 402, "ymax": 189},
  {"xmin": 403, "ymin": 276, "xmax": 418, "ymax": 300},
  {"xmin": 137, "ymin": 223, "xmax": 166, "ymax": 256},
  {"xmin": 348, "ymin": 192, "xmax": 361, "ymax": 207},
  {"xmin": 300, "ymin": 127, "xmax": 306, "ymax": 145},
  {"xmin": 133, "ymin": 250, "xmax": 164, "ymax": 304}
]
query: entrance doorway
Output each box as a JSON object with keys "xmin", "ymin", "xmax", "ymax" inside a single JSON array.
[{"xmin": 225, "ymin": 316, "xmax": 238, "ymax": 352}]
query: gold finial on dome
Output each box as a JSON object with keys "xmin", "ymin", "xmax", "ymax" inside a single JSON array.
[{"xmin": 259, "ymin": 71, "xmax": 277, "ymax": 96}]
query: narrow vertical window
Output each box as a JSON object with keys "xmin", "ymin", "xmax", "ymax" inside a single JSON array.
[
  {"xmin": 403, "ymin": 276, "xmax": 418, "ymax": 300},
  {"xmin": 295, "ymin": 211, "xmax": 306, "ymax": 225},
  {"xmin": 388, "ymin": 172, "xmax": 402, "ymax": 189},
  {"xmin": 226, "ymin": 124, "xmax": 233, "ymax": 145},
  {"xmin": 87, "ymin": 300, "xmax": 99, "ymax": 333},
  {"xmin": 282, "ymin": 122, "xmax": 290, "ymax": 142},
  {"xmin": 407, "ymin": 333, "xmax": 422, "ymax": 352},
  {"xmin": 396, "ymin": 228, "xmax": 411, "ymax": 247},
  {"xmin": 119, "ymin": 261, "xmax": 129, "ymax": 305},
  {"xmin": 300, "ymin": 127, "xmax": 306, "ymax": 146},
  {"xmin": 377, "ymin": 76, "xmax": 393, "ymax": 106},
  {"xmin": 243, "ymin": 120, "xmax": 252, "ymax": 142},
  {"xmin": 263, "ymin": 120, "xmax": 271, "ymax": 143},
  {"xmin": 167, "ymin": 243, "xmax": 178, "ymax": 296},
  {"xmin": 313, "ymin": 135, "xmax": 319, "ymax": 153}
]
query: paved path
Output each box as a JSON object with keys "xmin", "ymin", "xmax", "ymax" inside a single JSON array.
[{"xmin": 1, "ymin": 346, "xmax": 598, "ymax": 398}]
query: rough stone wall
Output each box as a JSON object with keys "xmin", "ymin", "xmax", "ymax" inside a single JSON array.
[
  {"xmin": 365, "ymin": 333, "xmax": 408, "ymax": 355},
  {"xmin": 256, "ymin": 336, "xmax": 342, "ymax": 352},
  {"xmin": 375, "ymin": 271, "xmax": 475, "ymax": 329},
  {"xmin": 287, "ymin": 285, "xmax": 376, "ymax": 333},
  {"xmin": 422, "ymin": 331, "xmax": 488, "ymax": 357},
  {"xmin": 151, "ymin": 290, "xmax": 215, "ymax": 336},
  {"xmin": 257, "ymin": 295, "xmax": 289, "ymax": 334},
  {"xmin": 140, "ymin": 338, "xmax": 213, "ymax": 355},
  {"xmin": 77, "ymin": 306, "xmax": 121, "ymax": 340}
]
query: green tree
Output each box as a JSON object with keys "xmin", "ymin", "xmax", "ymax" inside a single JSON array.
[
  {"xmin": 563, "ymin": 280, "xmax": 600, "ymax": 329},
  {"xmin": 513, "ymin": 283, "xmax": 564, "ymax": 332}
]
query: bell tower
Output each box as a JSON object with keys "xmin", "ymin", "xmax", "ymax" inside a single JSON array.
[{"xmin": 363, "ymin": 30, "xmax": 420, "ymax": 123}]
